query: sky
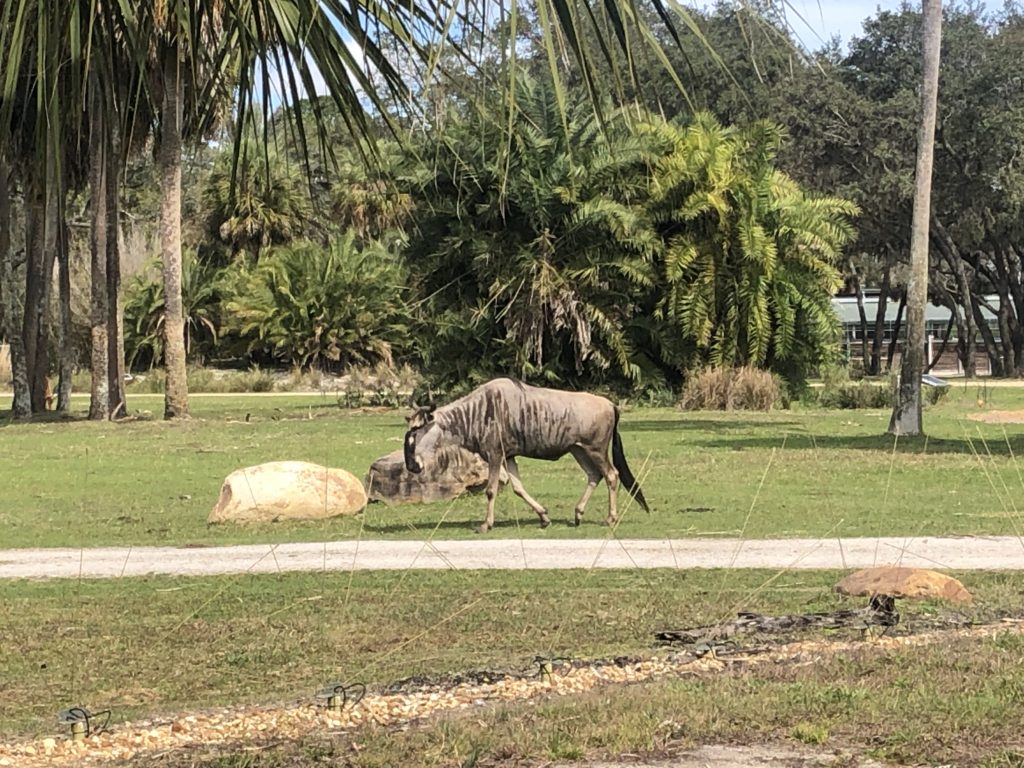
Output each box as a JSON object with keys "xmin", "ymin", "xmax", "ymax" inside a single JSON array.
[
  {"xmin": 780, "ymin": 0, "xmax": 906, "ymax": 49},
  {"xmin": 288, "ymin": 1, "xmax": 954, "ymax": 104}
]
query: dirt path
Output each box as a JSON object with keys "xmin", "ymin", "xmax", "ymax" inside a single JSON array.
[{"xmin": 2, "ymin": 535, "xmax": 1022, "ymax": 580}]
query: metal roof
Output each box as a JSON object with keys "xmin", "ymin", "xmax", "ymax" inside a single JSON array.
[{"xmin": 832, "ymin": 295, "xmax": 998, "ymax": 325}]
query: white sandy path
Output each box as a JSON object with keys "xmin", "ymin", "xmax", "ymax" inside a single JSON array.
[{"xmin": 1, "ymin": 536, "xmax": 1023, "ymax": 580}]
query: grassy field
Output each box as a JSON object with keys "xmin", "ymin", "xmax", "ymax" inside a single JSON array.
[
  {"xmin": 131, "ymin": 629, "xmax": 1024, "ymax": 767},
  {"xmin": 4, "ymin": 385, "xmax": 1024, "ymax": 548},
  {"xmin": 2, "ymin": 568, "xmax": 1021, "ymax": 755},
  {"xmin": 4, "ymin": 388, "xmax": 1024, "ymax": 765}
]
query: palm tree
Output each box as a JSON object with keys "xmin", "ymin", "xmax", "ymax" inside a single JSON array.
[
  {"xmin": 889, "ymin": 0, "xmax": 942, "ymax": 436},
  {"xmin": 404, "ymin": 74, "xmax": 660, "ymax": 384},
  {"xmin": 646, "ymin": 114, "xmax": 857, "ymax": 383},
  {"xmin": 0, "ymin": 151, "xmax": 30, "ymax": 418},
  {"xmin": 202, "ymin": 139, "xmax": 313, "ymax": 261},
  {"xmin": 0, "ymin": 0, "xmax": 731, "ymax": 417}
]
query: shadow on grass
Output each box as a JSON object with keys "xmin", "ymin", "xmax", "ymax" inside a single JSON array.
[
  {"xmin": 0, "ymin": 410, "xmax": 90, "ymax": 427},
  {"xmin": 363, "ymin": 515, "xmax": 596, "ymax": 536},
  {"xmin": 621, "ymin": 418, "xmax": 804, "ymax": 432},
  {"xmin": 685, "ymin": 431, "xmax": 1024, "ymax": 457}
]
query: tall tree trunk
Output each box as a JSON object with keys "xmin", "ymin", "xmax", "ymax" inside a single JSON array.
[
  {"xmin": 56, "ymin": 186, "xmax": 73, "ymax": 413},
  {"xmin": 106, "ymin": 141, "xmax": 126, "ymax": 417},
  {"xmin": 88, "ymin": 99, "xmax": 110, "ymax": 421},
  {"xmin": 972, "ymin": 295, "xmax": 1003, "ymax": 377},
  {"xmin": 0, "ymin": 154, "xmax": 31, "ymax": 418},
  {"xmin": 1009, "ymin": 245, "xmax": 1024, "ymax": 375},
  {"xmin": 993, "ymin": 244, "xmax": 1023, "ymax": 376},
  {"xmin": 987, "ymin": 246, "xmax": 1017, "ymax": 374},
  {"xmin": 870, "ymin": 248, "xmax": 894, "ymax": 375},
  {"xmin": 159, "ymin": 42, "xmax": 189, "ymax": 419},
  {"xmin": 890, "ymin": 0, "xmax": 941, "ymax": 436},
  {"xmin": 887, "ymin": 289, "xmax": 907, "ymax": 371},
  {"xmin": 931, "ymin": 216, "xmax": 975, "ymax": 377},
  {"xmin": 925, "ymin": 315, "xmax": 953, "ymax": 373},
  {"xmin": 848, "ymin": 258, "xmax": 870, "ymax": 371},
  {"xmin": 22, "ymin": 179, "xmax": 51, "ymax": 412}
]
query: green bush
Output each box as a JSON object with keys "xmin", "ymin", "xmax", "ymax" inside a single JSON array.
[
  {"xmin": 807, "ymin": 364, "xmax": 896, "ymax": 409},
  {"xmin": 679, "ymin": 366, "xmax": 783, "ymax": 411},
  {"xmin": 123, "ymin": 251, "xmax": 223, "ymax": 369},
  {"xmin": 223, "ymin": 234, "xmax": 410, "ymax": 371}
]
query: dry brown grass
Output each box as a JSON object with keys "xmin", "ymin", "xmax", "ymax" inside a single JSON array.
[{"xmin": 679, "ymin": 366, "xmax": 782, "ymax": 411}]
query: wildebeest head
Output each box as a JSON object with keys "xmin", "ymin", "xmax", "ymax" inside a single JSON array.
[{"xmin": 403, "ymin": 404, "xmax": 437, "ymax": 474}]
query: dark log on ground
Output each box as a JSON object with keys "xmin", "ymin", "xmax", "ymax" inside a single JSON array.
[{"xmin": 655, "ymin": 596, "xmax": 899, "ymax": 646}]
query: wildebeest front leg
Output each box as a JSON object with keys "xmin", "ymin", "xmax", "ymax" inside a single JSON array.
[
  {"xmin": 505, "ymin": 457, "xmax": 550, "ymax": 528},
  {"xmin": 480, "ymin": 458, "xmax": 504, "ymax": 534},
  {"xmin": 569, "ymin": 446, "xmax": 603, "ymax": 527}
]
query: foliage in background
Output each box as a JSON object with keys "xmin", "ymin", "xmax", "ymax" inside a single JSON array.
[
  {"xmin": 123, "ymin": 251, "xmax": 223, "ymax": 369},
  {"xmin": 402, "ymin": 74, "xmax": 661, "ymax": 388},
  {"xmin": 201, "ymin": 140, "xmax": 314, "ymax": 262},
  {"xmin": 222, "ymin": 233, "xmax": 410, "ymax": 371},
  {"xmin": 645, "ymin": 114, "xmax": 857, "ymax": 385},
  {"xmin": 402, "ymin": 79, "xmax": 857, "ymax": 390}
]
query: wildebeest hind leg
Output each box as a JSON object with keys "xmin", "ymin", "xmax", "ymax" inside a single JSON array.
[
  {"xmin": 505, "ymin": 458, "xmax": 550, "ymax": 528},
  {"xmin": 569, "ymin": 446, "xmax": 602, "ymax": 527}
]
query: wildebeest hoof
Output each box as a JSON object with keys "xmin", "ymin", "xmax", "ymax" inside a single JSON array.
[
  {"xmin": 477, "ymin": 523, "xmax": 491, "ymax": 534},
  {"xmin": 539, "ymin": 514, "xmax": 551, "ymax": 529}
]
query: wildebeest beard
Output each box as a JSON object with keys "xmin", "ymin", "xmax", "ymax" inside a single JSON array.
[
  {"xmin": 403, "ymin": 428, "xmax": 420, "ymax": 473},
  {"xmin": 404, "ymin": 404, "xmax": 436, "ymax": 474}
]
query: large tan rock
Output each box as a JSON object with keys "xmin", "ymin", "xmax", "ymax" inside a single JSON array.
[
  {"xmin": 208, "ymin": 461, "xmax": 367, "ymax": 524},
  {"xmin": 835, "ymin": 566, "xmax": 972, "ymax": 604},
  {"xmin": 366, "ymin": 447, "xmax": 488, "ymax": 505}
]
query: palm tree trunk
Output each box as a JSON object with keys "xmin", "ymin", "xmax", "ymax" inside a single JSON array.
[
  {"xmin": 159, "ymin": 42, "xmax": 189, "ymax": 419},
  {"xmin": 56, "ymin": 186, "xmax": 73, "ymax": 413},
  {"xmin": 0, "ymin": 154, "xmax": 31, "ymax": 419},
  {"xmin": 23, "ymin": 179, "xmax": 52, "ymax": 412},
  {"xmin": 106, "ymin": 143, "xmax": 127, "ymax": 418},
  {"xmin": 889, "ymin": 0, "xmax": 942, "ymax": 436},
  {"xmin": 88, "ymin": 99, "xmax": 110, "ymax": 421}
]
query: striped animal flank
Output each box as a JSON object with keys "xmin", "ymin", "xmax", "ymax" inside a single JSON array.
[{"xmin": 403, "ymin": 378, "xmax": 650, "ymax": 532}]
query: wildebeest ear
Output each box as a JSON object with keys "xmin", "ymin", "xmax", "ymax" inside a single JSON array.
[
  {"xmin": 406, "ymin": 405, "xmax": 434, "ymax": 427},
  {"xmin": 427, "ymin": 403, "xmax": 436, "ymax": 415}
]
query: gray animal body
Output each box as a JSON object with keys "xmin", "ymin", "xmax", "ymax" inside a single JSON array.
[{"xmin": 404, "ymin": 378, "xmax": 649, "ymax": 532}]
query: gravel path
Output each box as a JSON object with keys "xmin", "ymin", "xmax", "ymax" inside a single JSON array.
[{"xmin": 2, "ymin": 535, "xmax": 1022, "ymax": 580}]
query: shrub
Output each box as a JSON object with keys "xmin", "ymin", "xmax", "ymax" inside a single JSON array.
[
  {"xmin": 679, "ymin": 366, "xmax": 782, "ymax": 411},
  {"xmin": 227, "ymin": 367, "xmax": 276, "ymax": 393},
  {"xmin": 810, "ymin": 365, "xmax": 896, "ymax": 409},
  {"xmin": 223, "ymin": 234, "xmax": 410, "ymax": 371},
  {"xmin": 123, "ymin": 251, "xmax": 223, "ymax": 369}
]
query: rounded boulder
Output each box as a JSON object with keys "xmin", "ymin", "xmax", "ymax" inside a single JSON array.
[
  {"xmin": 208, "ymin": 461, "xmax": 367, "ymax": 524},
  {"xmin": 835, "ymin": 566, "xmax": 972, "ymax": 604}
]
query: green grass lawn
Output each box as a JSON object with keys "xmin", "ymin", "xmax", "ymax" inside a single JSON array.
[
  {"xmin": 133, "ymin": 628, "xmax": 1024, "ymax": 767},
  {"xmin": 2, "ymin": 568, "xmax": 1020, "ymax": 742},
  {"xmin": 4, "ymin": 385, "xmax": 1024, "ymax": 548}
]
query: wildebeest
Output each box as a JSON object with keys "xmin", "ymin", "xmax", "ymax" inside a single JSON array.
[{"xmin": 403, "ymin": 378, "xmax": 649, "ymax": 532}]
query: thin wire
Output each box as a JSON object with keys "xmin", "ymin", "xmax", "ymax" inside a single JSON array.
[{"xmin": 875, "ymin": 431, "xmax": 901, "ymax": 568}]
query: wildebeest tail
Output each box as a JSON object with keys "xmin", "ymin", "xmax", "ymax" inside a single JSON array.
[{"xmin": 611, "ymin": 407, "xmax": 650, "ymax": 513}]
